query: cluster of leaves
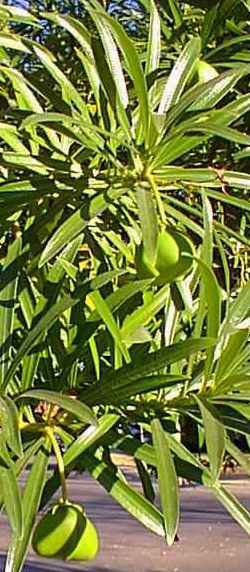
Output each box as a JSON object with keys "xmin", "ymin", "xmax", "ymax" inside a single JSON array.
[{"xmin": 0, "ymin": 1, "xmax": 249, "ymax": 570}]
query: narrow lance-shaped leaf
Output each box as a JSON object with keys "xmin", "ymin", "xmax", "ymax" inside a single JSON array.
[
  {"xmin": 145, "ymin": 0, "xmax": 161, "ymax": 77},
  {"xmin": 121, "ymin": 284, "xmax": 169, "ymax": 342},
  {"xmin": 63, "ymin": 414, "xmax": 119, "ymax": 466},
  {"xmin": 80, "ymin": 337, "xmax": 215, "ymax": 405},
  {"xmin": 0, "ymin": 397, "xmax": 22, "ymax": 458},
  {"xmin": 196, "ymin": 396, "xmax": 225, "ymax": 484},
  {"xmin": 2, "ymin": 280, "xmax": 90, "ymax": 390},
  {"xmin": 104, "ymin": 433, "xmax": 208, "ymax": 486},
  {"xmin": 0, "ymin": 236, "xmax": 22, "ymax": 389},
  {"xmin": 158, "ymin": 37, "xmax": 201, "ymax": 115},
  {"xmin": 32, "ymin": 44, "xmax": 90, "ymax": 122},
  {"xmin": 88, "ymin": 290, "xmax": 130, "ymax": 364},
  {"xmin": 18, "ymin": 390, "xmax": 97, "ymax": 426},
  {"xmin": 0, "ymin": 124, "xmax": 29, "ymax": 154},
  {"xmin": 89, "ymin": 374, "xmax": 187, "ymax": 405},
  {"xmin": 187, "ymin": 123, "xmax": 250, "ymax": 147},
  {"xmin": 39, "ymin": 185, "xmax": 127, "ymax": 267},
  {"xmin": 201, "ymin": 3, "xmax": 219, "ymax": 49},
  {"xmin": 39, "ymin": 414, "xmax": 120, "ymax": 508},
  {"xmin": 0, "ymin": 438, "xmax": 23, "ymax": 539},
  {"xmin": 164, "ymin": 68, "xmax": 248, "ymax": 130},
  {"xmin": 167, "ymin": 0, "xmax": 183, "ymax": 28},
  {"xmin": 94, "ymin": 8, "xmax": 150, "ymax": 142},
  {"xmin": 136, "ymin": 181, "xmax": 158, "ymax": 265},
  {"xmin": 0, "ymin": 438, "xmax": 45, "ymax": 512},
  {"xmin": 0, "ymin": 468, "xmax": 23, "ymax": 540},
  {"xmin": 84, "ymin": 450, "xmax": 165, "ymax": 537},
  {"xmin": 88, "ymin": 9, "xmax": 128, "ymax": 108},
  {"xmin": 214, "ymin": 329, "xmax": 249, "ymax": 389},
  {"xmin": 151, "ymin": 419, "xmax": 179, "ymax": 545},
  {"xmin": 226, "ymin": 438, "xmax": 250, "ymax": 476},
  {"xmin": 0, "ymin": 5, "xmax": 41, "ymax": 27},
  {"xmin": 211, "ymin": 484, "xmax": 250, "ymax": 536},
  {"xmin": 196, "ymin": 257, "xmax": 221, "ymax": 378},
  {"xmin": 5, "ymin": 438, "xmax": 51, "ymax": 572},
  {"xmin": 136, "ymin": 458, "xmax": 155, "ymax": 504},
  {"xmin": 201, "ymin": 191, "xmax": 213, "ymax": 266},
  {"xmin": 0, "ymin": 33, "xmax": 30, "ymax": 52}
]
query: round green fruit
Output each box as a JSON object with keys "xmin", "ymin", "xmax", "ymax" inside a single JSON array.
[
  {"xmin": 169, "ymin": 231, "xmax": 194, "ymax": 279},
  {"xmin": 32, "ymin": 502, "xmax": 99, "ymax": 561},
  {"xmin": 136, "ymin": 229, "xmax": 194, "ymax": 285},
  {"xmin": 154, "ymin": 229, "xmax": 194, "ymax": 284},
  {"xmin": 135, "ymin": 244, "xmax": 159, "ymax": 280},
  {"xmin": 155, "ymin": 230, "xmax": 180, "ymax": 278},
  {"xmin": 197, "ymin": 60, "xmax": 218, "ymax": 83}
]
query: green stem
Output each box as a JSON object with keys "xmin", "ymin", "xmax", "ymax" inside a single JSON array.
[
  {"xmin": 146, "ymin": 172, "xmax": 167, "ymax": 228},
  {"xmin": 19, "ymin": 421, "xmax": 46, "ymax": 432},
  {"xmin": 46, "ymin": 426, "xmax": 68, "ymax": 504}
]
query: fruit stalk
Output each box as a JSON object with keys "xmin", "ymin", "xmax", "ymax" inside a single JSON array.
[
  {"xmin": 46, "ymin": 426, "xmax": 68, "ymax": 503},
  {"xmin": 146, "ymin": 171, "xmax": 167, "ymax": 227}
]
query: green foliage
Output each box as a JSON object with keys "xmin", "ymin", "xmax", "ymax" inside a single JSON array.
[{"xmin": 0, "ymin": 1, "xmax": 249, "ymax": 570}]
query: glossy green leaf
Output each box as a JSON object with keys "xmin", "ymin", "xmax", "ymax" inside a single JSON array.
[
  {"xmin": 0, "ymin": 439, "xmax": 23, "ymax": 539},
  {"xmin": 201, "ymin": 3, "xmax": 219, "ymax": 49},
  {"xmin": 81, "ymin": 337, "xmax": 215, "ymax": 405},
  {"xmin": 0, "ymin": 237, "xmax": 22, "ymax": 388},
  {"xmin": 63, "ymin": 414, "xmax": 119, "ymax": 466},
  {"xmin": 121, "ymin": 284, "xmax": 169, "ymax": 342},
  {"xmin": 226, "ymin": 439, "xmax": 250, "ymax": 476},
  {"xmin": 39, "ymin": 186, "xmax": 126, "ymax": 266},
  {"xmin": 2, "ymin": 279, "xmax": 90, "ymax": 391},
  {"xmin": 0, "ymin": 5, "xmax": 41, "ymax": 27},
  {"xmin": 135, "ymin": 181, "xmax": 159, "ymax": 264},
  {"xmin": 96, "ymin": 10, "xmax": 150, "ymax": 141},
  {"xmin": 145, "ymin": 0, "xmax": 161, "ymax": 77},
  {"xmin": 32, "ymin": 44, "xmax": 90, "ymax": 120},
  {"xmin": 94, "ymin": 374, "xmax": 186, "ymax": 405},
  {"xmin": 136, "ymin": 458, "xmax": 155, "ymax": 503},
  {"xmin": 151, "ymin": 419, "xmax": 179, "ymax": 545},
  {"xmin": 158, "ymin": 37, "xmax": 201, "ymax": 114},
  {"xmin": 152, "ymin": 133, "xmax": 203, "ymax": 168},
  {"xmin": 0, "ymin": 466, "xmax": 23, "ymax": 539},
  {"xmin": 164, "ymin": 68, "xmax": 247, "ymax": 129},
  {"xmin": 187, "ymin": 122, "xmax": 250, "ymax": 147},
  {"xmin": 88, "ymin": 290, "xmax": 130, "ymax": 363},
  {"xmin": 167, "ymin": 0, "xmax": 183, "ymax": 28},
  {"xmin": 196, "ymin": 396, "xmax": 225, "ymax": 483},
  {"xmin": 196, "ymin": 258, "xmax": 221, "ymax": 377},
  {"xmin": 113, "ymin": 434, "xmax": 207, "ymax": 484},
  {"xmin": 0, "ymin": 33, "xmax": 30, "ymax": 52},
  {"xmin": 5, "ymin": 439, "xmax": 51, "ymax": 572},
  {"xmin": 215, "ymin": 329, "xmax": 249, "ymax": 388},
  {"xmin": 0, "ymin": 397, "xmax": 22, "ymax": 458},
  {"xmin": 18, "ymin": 390, "xmax": 96, "ymax": 426},
  {"xmin": 212, "ymin": 484, "xmax": 250, "ymax": 535},
  {"xmin": 84, "ymin": 450, "xmax": 165, "ymax": 537},
  {"xmin": 89, "ymin": 10, "xmax": 129, "ymax": 109}
]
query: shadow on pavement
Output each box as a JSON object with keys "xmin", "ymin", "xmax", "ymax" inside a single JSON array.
[{"xmin": 0, "ymin": 554, "xmax": 120, "ymax": 572}]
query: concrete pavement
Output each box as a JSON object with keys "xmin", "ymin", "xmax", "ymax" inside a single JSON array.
[{"xmin": 0, "ymin": 472, "xmax": 249, "ymax": 572}]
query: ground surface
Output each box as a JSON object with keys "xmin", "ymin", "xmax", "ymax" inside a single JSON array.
[{"xmin": 0, "ymin": 470, "xmax": 249, "ymax": 572}]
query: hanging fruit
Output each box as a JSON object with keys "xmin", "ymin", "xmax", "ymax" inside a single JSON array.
[
  {"xmin": 32, "ymin": 501, "xmax": 99, "ymax": 561},
  {"xmin": 136, "ymin": 229, "xmax": 194, "ymax": 284},
  {"xmin": 197, "ymin": 60, "xmax": 218, "ymax": 83}
]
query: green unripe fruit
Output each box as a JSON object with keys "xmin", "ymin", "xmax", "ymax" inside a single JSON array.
[
  {"xmin": 136, "ymin": 230, "xmax": 194, "ymax": 285},
  {"xmin": 32, "ymin": 502, "xmax": 99, "ymax": 561},
  {"xmin": 197, "ymin": 60, "xmax": 218, "ymax": 83},
  {"xmin": 155, "ymin": 231, "xmax": 180, "ymax": 277},
  {"xmin": 135, "ymin": 244, "xmax": 159, "ymax": 280}
]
